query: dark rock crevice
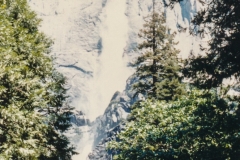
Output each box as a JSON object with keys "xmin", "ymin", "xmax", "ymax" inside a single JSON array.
[{"xmin": 59, "ymin": 63, "xmax": 93, "ymax": 76}]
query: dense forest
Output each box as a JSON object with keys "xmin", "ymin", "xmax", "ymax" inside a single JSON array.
[
  {"xmin": 0, "ymin": 0, "xmax": 240, "ymax": 159},
  {"xmin": 108, "ymin": 0, "xmax": 240, "ymax": 159}
]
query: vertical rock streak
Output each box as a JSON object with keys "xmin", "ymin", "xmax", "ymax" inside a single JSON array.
[{"xmin": 73, "ymin": 0, "xmax": 131, "ymax": 159}]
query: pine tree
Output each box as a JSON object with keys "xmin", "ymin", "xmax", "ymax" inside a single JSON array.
[
  {"xmin": 132, "ymin": 10, "xmax": 185, "ymax": 101},
  {"xmin": 0, "ymin": 0, "xmax": 76, "ymax": 159}
]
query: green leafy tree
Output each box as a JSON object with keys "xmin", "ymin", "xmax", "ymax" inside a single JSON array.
[
  {"xmin": 0, "ymin": 0, "xmax": 76, "ymax": 159},
  {"xmin": 108, "ymin": 89, "xmax": 240, "ymax": 160},
  {"xmin": 132, "ymin": 11, "xmax": 185, "ymax": 101}
]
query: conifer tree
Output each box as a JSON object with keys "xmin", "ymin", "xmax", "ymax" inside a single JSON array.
[
  {"xmin": 176, "ymin": 0, "xmax": 240, "ymax": 89},
  {"xmin": 0, "ymin": 0, "xmax": 76, "ymax": 159},
  {"xmin": 132, "ymin": 9, "xmax": 185, "ymax": 101}
]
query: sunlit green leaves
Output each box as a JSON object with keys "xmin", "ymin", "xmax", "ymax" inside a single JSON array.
[
  {"xmin": 108, "ymin": 89, "xmax": 240, "ymax": 159},
  {"xmin": 0, "ymin": 0, "xmax": 76, "ymax": 159}
]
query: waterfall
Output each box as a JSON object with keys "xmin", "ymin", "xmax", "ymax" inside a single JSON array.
[
  {"xmin": 87, "ymin": 0, "xmax": 131, "ymax": 121},
  {"xmin": 73, "ymin": 0, "xmax": 131, "ymax": 159}
]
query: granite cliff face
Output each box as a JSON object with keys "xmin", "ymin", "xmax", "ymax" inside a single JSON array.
[
  {"xmin": 29, "ymin": 0, "xmax": 204, "ymax": 159},
  {"xmin": 28, "ymin": 0, "xmax": 105, "ymax": 118}
]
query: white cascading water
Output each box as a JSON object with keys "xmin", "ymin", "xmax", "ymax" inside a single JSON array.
[
  {"xmin": 73, "ymin": 0, "xmax": 131, "ymax": 159},
  {"xmin": 88, "ymin": 0, "xmax": 131, "ymax": 121}
]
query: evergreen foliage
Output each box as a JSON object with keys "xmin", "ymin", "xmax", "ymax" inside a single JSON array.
[
  {"xmin": 108, "ymin": 89, "xmax": 240, "ymax": 160},
  {"xmin": 0, "ymin": 0, "xmax": 76, "ymax": 159},
  {"xmin": 108, "ymin": 1, "xmax": 240, "ymax": 159},
  {"xmin": 182, "ymin": 0, "xmax": 240, "ymax": 88},
  {"xmin": 132, "ymin": 11, "xmax": 185, "ymax": 101}
]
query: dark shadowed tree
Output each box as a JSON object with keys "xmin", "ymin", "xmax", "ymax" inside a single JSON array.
[{"xmin": 171, "ymin": 0, "xmax": 240, "ymax": 89}]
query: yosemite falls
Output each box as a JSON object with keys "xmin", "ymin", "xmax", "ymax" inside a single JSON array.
[
  {"xmin": 29, "ymin": 0, "xmax": 202, "ymax": 159},
  {"xmin": 88, "ymin": 0, "xmax": 132, "ymax": 121}
]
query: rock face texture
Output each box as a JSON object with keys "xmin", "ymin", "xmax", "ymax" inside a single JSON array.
[
  {"xmin": 70, "ymin": 110, "xmax": 90, "ymax": 126},
  {"xmin": 92, "ymin": 75, "xmax": 139, "ymax": 146},
  {"xmin": 28, "ymin": 0, "xmax": 204, "ymax": 159},
  {"xmin": 28, "ymin": 0, "xmax": 104, "ymax": 117},
  {"xmin": 89, "ymin": 124, "xmax": 126, "ymax": 160}
]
